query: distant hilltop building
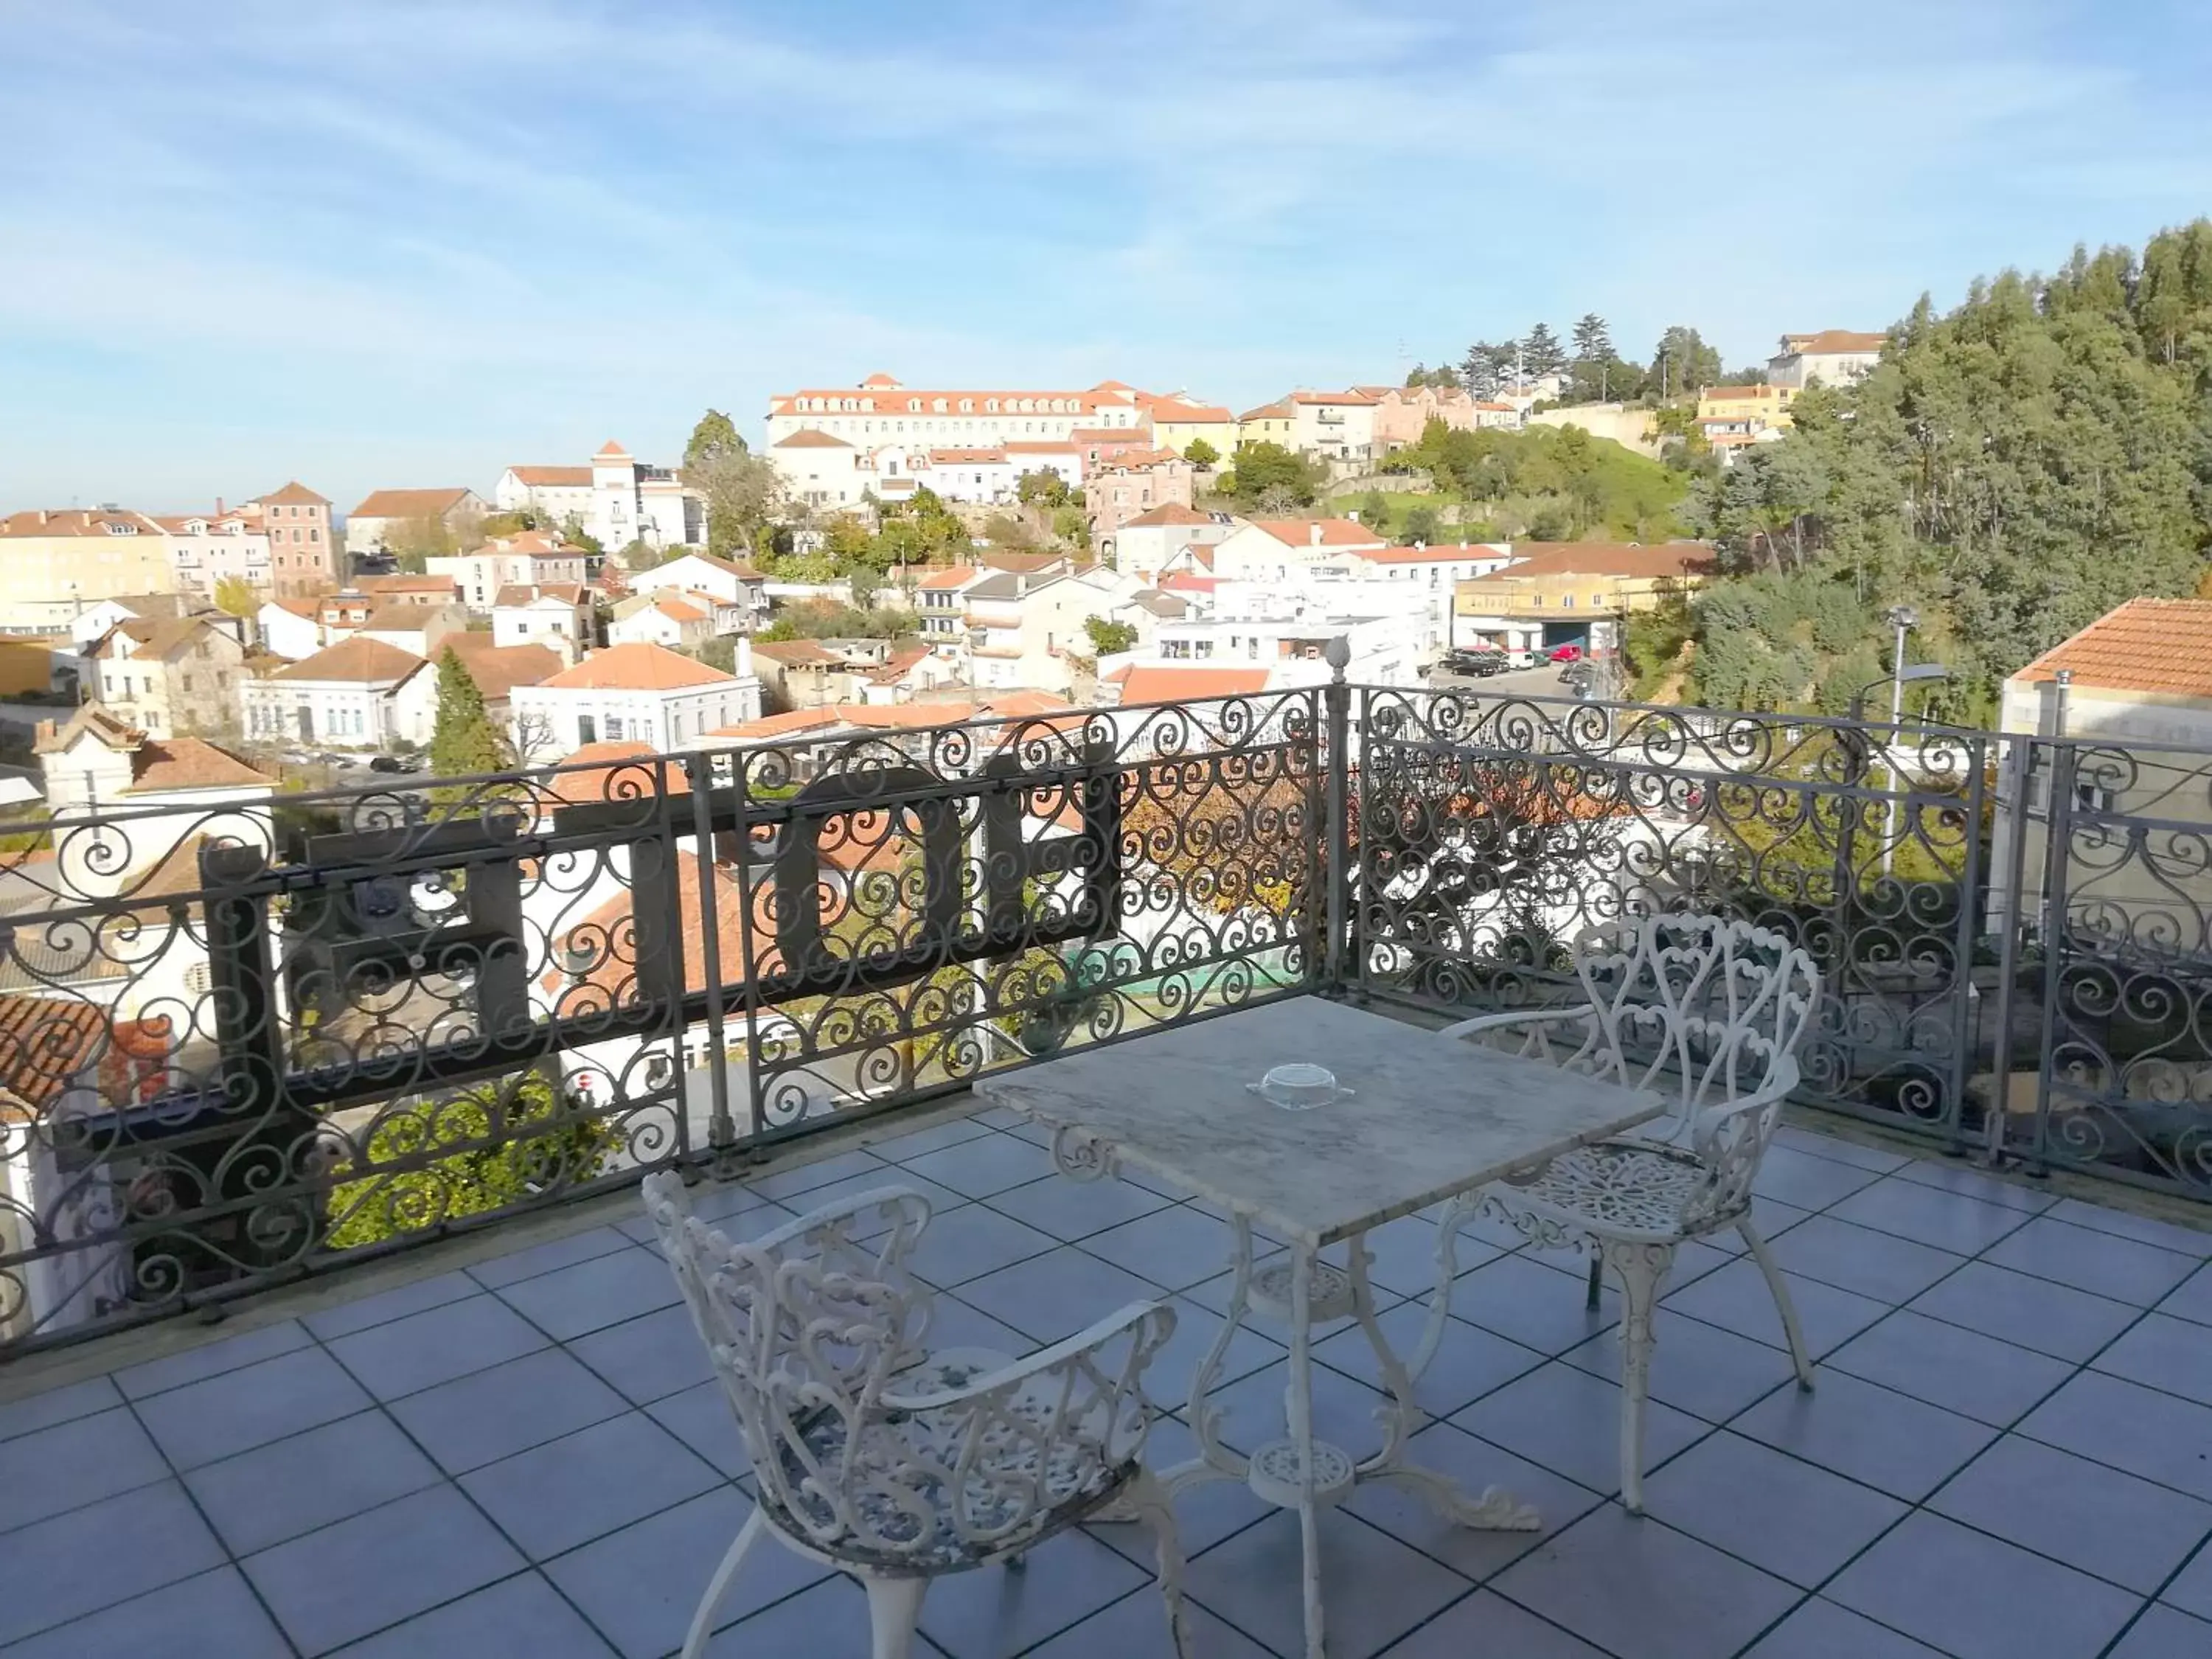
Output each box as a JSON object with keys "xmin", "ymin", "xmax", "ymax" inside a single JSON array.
[
  {"xmin": 1767, "ymin": 330, "xmax": 1888, "ymax": 389},
  {"xmin": 493, "ymin": 441, "xmax": 703, "ymax": 554}
]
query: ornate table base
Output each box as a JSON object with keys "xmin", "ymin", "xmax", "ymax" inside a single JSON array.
[{"xmin": 1157, "ymin": 1213, "xmax": 1539, "ymax": 1659}]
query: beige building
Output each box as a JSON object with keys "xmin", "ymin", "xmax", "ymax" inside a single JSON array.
[
  {"xmin": 1453, "ymin": 541, "xmax": 1712, "ymax": 653},
  {"xmin": 429, "ymin": 531, "xmax": 592, "ymax": 609},
  {"xmin": 1084, "ymin": 450, "xmax": 1195, "ymax": 538},
  {"xmin": 346, "ymin": 487, "xmax": 488, "ymax": 562},
  {"xmin": 1287, "ymin": 391, "xmax": 1381, "ymax": 463},
  {"xmin": 1236, "ymin": 400, "xmax": 1296, "ymax": 449},
  {"xmin": 1767, "ymin": 330, "xmax": 1887, "ymax": 389},
  {"xmin": 85, "ymin": 616, "xmax": 248, "ymax": 740},
  {"xmin": 0, "ymin": 509, "xmax": 181, "ymax": 634}
]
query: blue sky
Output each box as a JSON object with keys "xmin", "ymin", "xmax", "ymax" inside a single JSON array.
[{"xmin": 4, "ymin": 0, "xmax": 2209, "ymax": 511}]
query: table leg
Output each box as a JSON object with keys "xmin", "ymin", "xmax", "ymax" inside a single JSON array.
[
  {"xmin": 1287, "ymin": 1244, "xmax": 1326, "ymax": 1659},
  {"xmin": 1347, "ymin": 1225, "xmax": 1541, "ymax": 1532},
  {"xmin": 1158, "ymin": 1213, "xmax": 1254, "ymax": 1500}
]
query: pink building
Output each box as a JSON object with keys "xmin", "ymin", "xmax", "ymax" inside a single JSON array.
[{"xmin": 1083, "ymin": 450, "xmax": 1195, "ymax": 538}]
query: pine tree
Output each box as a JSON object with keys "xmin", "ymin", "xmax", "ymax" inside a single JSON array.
[
  {"xmin": 684, "ymin": 408, "xmax": 745, "ymax": 468},
  {"xmin": 428, "ymin": 648, "xmax": 512, "ymax": 778},
  {"xmin": 1520, "ymin": 323, "xmax": 1568, "ymax": 378},
  {"xmin": 1571, "ymin": 313, "xmax": 1613, "ymax": 363}
]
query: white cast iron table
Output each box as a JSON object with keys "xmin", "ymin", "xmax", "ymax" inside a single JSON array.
[{"xmin": 978, "ymin": 995, "xmax": 1663, "ymax": 1659}]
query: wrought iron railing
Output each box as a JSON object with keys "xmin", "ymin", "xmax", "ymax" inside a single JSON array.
[{"xmin": 3, "ymin": 676, "xmax": 2210, "ymax": 1357}]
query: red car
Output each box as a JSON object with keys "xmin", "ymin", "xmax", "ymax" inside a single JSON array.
[{"xmin": 1548, "ymin": 644, "xmax": 1584, "ymax": 663}]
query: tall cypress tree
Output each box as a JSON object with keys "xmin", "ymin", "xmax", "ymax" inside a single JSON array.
[{"xmin": 428, "ymin": 647, "xmax": 510, "ymax": 778}]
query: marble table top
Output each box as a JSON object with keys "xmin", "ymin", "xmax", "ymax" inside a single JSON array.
[{"xmin": 975, "ymin": 995, "xmax": 1665, "ymax": 1248}]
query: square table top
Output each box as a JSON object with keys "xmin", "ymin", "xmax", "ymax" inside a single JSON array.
[{"xmin": 974, "ymin": 995, "xmax": 1666, "ymax": 1248}]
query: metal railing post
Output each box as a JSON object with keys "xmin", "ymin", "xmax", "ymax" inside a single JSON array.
[
  {"xmin": 1982, "ymin": 731, "xmax": 2037, "ymax": 1166},
  {"xmin": 1323, "ymin": 641, "xmax": 1352, "ymax": 992}
]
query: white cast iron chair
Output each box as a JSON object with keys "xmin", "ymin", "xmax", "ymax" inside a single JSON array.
[
  {"xmin": 641, "ymin": 1172, "xmax": 1191, "ymax": 1659},
  {"xmin": 1422, "ymin": 911, "xmax": 1822, "ymax": 1514}
]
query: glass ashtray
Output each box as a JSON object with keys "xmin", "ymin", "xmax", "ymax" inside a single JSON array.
[{"xmin": 1248, "ymin": 1063, "xmax": 1354, "ymax": 1110}]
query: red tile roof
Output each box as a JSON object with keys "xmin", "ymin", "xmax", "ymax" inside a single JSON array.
[
  {"xmin": 1781, "ymin": 330, "xmax": 1888, "ymax": 355},
  {"xmin": 917, "ymin": 566, "xmax": 980, "ymax": 591},
  {"xmin": 1116, "ymin": 667, "xmax": 1271, "ymax": 703},
  {"xmin": 1119, "ymin": 504, "xmax": 1214, "ymax": 529},
  {"xmin": 270, "ymin": 636, "xmax": 425, "ymax": 684},
  {"xmin": 543, "ymin": 740, "xmax": 694, "ymax": 803},
  {"xmin": 127, "ymin": 737, "xmax": 275, "ymax": 793},
  {"xmin": 0, "ymin": 509, "xmax": 164, "ymax": 538},
  {"xmin": 450, "ymin": 643, "xmax": 563, "ymax": 698},
  {"xmin": 1250, "ymin": 518, "xmax": 1389, "ymax": 549},
  {"xmin": 2012, "ymin": 598, "xmax": 2212, "ymax": 698},
  {"xmin": 349, "ymin": 487, "xmax": 476, "ymax": 520},
  {"xmin": 1464, "ymin": 542, "xmax": 1714, "ymax": 582},
  {"xmin": 773, "ymin": 430, "xmax": 856, "ymax": 449},
  {"xmin": 506, "ymin": 465, "xmax": 593, "ymax": 486},
  {"xmin": 538, "ymin": 642, "xmax": 734, "ymax": 692},
  {"xmin": 256, "ymin": 480, "xmax": 330, "ymax": 505},
  {"xmin": 594, "ymin": 440, "xmax": 630, "ymax": 458},
  {"xmin": 1289, "ymin": 389, "xmax": 1380, "ymax": 406}
]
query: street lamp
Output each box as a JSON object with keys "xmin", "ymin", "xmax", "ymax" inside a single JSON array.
[{"xmin": 1844, "ymin": 660, "xmax": 1950, "ymax": 883}]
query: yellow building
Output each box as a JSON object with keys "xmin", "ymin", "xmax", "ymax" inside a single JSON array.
[
  {"xmin": 1236, "ymin": 400, "xmax": 1296, "ymax": 450},
  {"xmin": 1696, "ymin": 383, "xmax": 1798, "ymax": 430},
  {"xmin": 0, "ymin": 510, "xmax": 181, "ymax": 634},
  {"xmin": 1453, "ymin": 542, "xmax": 1713, "ymax": 652},
  {"xmin": 1147, "ymin": 400, "xmax": 1239, "ymax": 461}
]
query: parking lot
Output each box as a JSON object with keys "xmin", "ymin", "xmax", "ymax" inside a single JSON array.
[{"xmin": 1424, "ymin": 658, "xmax": 1614, "ymax": 699}]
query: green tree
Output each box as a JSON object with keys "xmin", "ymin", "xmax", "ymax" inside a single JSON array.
[
  {"xmin": 1520, "ymin": 323, "xmax": 1568, "ymax": 378},
  {"xmin": 428, "ymin": 647, "xmax": 510, "ymax": 777},
  {"xmin": 1016, "ymin": 470, "xmax": 1071, "ymax": 507},
  {"xmin": 1225, "ymin": 441, "xmax": 1319, "ymax": 509},
  {"xmin": 1460, "ymin": 341, "xmax": 1517, "ymax": 399},
  {"xmin": 323, "ymin": 1071, "xmax": 615, "ymax": 1251},
  {"xmin": 386, "ymin": 512, "xmax": 455, "ymax": 575},
  {"xmin": 212, "ymin": 574, "xmax": 260, "ymax": 617},
  {"xmin": 1571, "ymin": 313, "xmax": 1613, "ymax": 364},
  {"xmin": 684, "ymin": 408, "xmax": 745, "ymax": 469},
  {"xmin": 558, "ymin": 512, "xmax": 605, "ymax": 557},
  {"xmin": 1400, "ymin": 504, "xmax": 1441, "ymax": 545},
  {"xmin": 619, "ymin": 537, "xmax": 661, "ymax": 571},
  {"xmin": 1083, "ymin": 616, "xmax": 1139, "ymax": 655},
  {"xmin": 1642, "ymin": 327, "xmax": 1723, "ymax": 400},
  {"xmin": 1357, "ymin": 489, "xmax": 1391, "ymax": 534},
  {"xmin": 1182, "ymin": 437, "xmax": 1220, "ymax": 468}
]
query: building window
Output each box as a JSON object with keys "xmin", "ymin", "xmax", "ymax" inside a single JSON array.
[{"xmin": 578, "ymin": 713, "xmax": 597, "ymax": 744}]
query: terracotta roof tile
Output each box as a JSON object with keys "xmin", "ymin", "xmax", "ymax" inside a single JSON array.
[
  {"xmin": 450, "ymin": 643, "xmax": 563, "ymax": 698},
  {"xmin": 1463, "ymin": 542, "xmax": 1713, "ymax": 582},
  {"xmin": 506, "ymin": 465, "xmax": 593, "ymax": 486},
  {"xmin": 349, "ymin": 487, "xmax": 476, "ymax": 519},
  {"xmin": 538, "ymin": 642, "xmax": 734, "ymax": 692},
  {"xmin": 1119, "ymin": 504, "xmax": 1214, "ymax": 529},
  {"xmin": 2013, "ymin": 598, "xmax": 2212, "ymax": 698},
  {"xmin": 127, "ymin": 737, "xmax": 274, "ymax": 793},
  {"xmin": 1251, "ymin": 518, "xmax": 1389, "ymax": 549},
  {"xmin": 1116, "ymin": 667, "xmax": 1271, "ymax": 703},
  {"xmin": 543, "ymin": 741, "xmax": 693, "ymax": 803},
  {"xmin": 773, "ymin": 431, "xmax": 856, "ymax": 449},
  {"xmin": 269, "ymin": 636, "xmax": 426, "ymax": 684},
  {"xmin": 255, "ymin": 481, "xmax": 330, "ymax": 506},
  {"xmin": 1781, "ymin": 330, "xmax": 1888, "ymax": 355}
]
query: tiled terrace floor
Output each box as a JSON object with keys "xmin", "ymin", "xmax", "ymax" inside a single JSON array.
[{"xmin": 5, "ymin": 1110, "xmax": 2212, "ymax": 1658}]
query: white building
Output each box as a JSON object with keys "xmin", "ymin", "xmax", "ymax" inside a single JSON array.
[
  {"xmin": 359, "ymin": 601, "xmax": 466, "ymax": 662},
  {"xmin": 588, "ymin": 441, "xmax": 703, "ymax": 554},
  {"xmin": 1208, "ymin": 518, "xmax": 1390, "ymax": 584},
  {"xmin": 765, "ymin": 375, "xmax": 1153, "ymax": 452},
  {"xmin": 154, "ymin": 509, "xmax": 271, "ymax": 597},
  {"xmin": 255, "ymin": 597, "xmax": 322, "ymax": 661},
  {"xmin": 1767, "ymin": 330, "xmax": 1888, "ymax": 389},
  {"xmin": 493, "ymin": 465, "xmax": 595, "ymax": 527},
  {"xmin": 1107, "ymin": 503, "xmax": 1239, "ymax": 584},
  {"xmin": 428, "ymin": 532, "xmax": 593, "ymax": 610},
  {"xmin": 491, "ymin": 585, "xmax": 595, "ymax": 664},
  {"xmin": 243, "ymin": 637, "xmax": 435, "ymax": 749},
  {"xmin": 509, "ymin": 641, "xmax": 762, "ymax": 755},
  {"xmin": 625, "ymin": 552, "xmax": 768, "ymax": 626},
  {"xmin": 608, "ymin": 593, "xmax": 713, "ymax": 651},
  {"xmin": 1287, "ymin": 391, "xmax": 1382, "ymax": 464}
]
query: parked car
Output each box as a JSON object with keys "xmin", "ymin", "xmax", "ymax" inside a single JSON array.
[
  {"xmin": 1503, "ymin": 648, "xmax": 1539, "ymax": 670},
  {"xmin": 1440, "ymin": 649, "xmax": 1508, "ymax": 678},
  {"xmin": 1548, "ymin": 644, "xmax": 1585, "ymax": 664},
  {"xmin": 367, "ymin": 755, "xmax": 414, "ymax": 774}
]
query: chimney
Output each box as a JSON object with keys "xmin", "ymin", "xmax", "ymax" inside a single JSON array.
[
  {"xmin": 1415, "ymin": 540, "xmax": 1427, "ymax": 552},
  {"xmin": 1309, "ymin": 524, "xmax": 1323, "ymax": 546},
  {"xmin": 215, "ymin": 497, "xmax": 225, "ymax": 517}
]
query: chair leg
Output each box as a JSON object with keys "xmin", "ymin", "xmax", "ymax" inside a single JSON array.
[
  {"xmin": 681, "ymin": 1506, "xmax": 764, "ymax": 1659},
  {"xmin": 1738, "ymin": 1216, "xmax": 1815, "ymax": 1391},
  {"xmin": 862, "ymin": 1575, "xmax": 930, "ymax": 1659},
  {"xmin": 1121, "ymin": 1464, "xmax": 1193, "ymax": 1658},
  {"xmin": 1604, "ymin": 1240, "xmax": 1672, "ymax": 1517},
  {"xmin": 1585, "ymin": 1250, "xmax": 1604, "ymax": 1311}
]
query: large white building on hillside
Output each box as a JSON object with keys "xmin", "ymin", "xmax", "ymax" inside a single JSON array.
[
  {"xmin": 765, "ymin": 375, "xmax": 1154, "ymax": 451},
  {"xmin": 493, "ymin": 444, "xmax": 703, "ymax": 552}
]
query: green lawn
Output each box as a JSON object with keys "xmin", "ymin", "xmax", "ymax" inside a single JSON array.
[{"xmin": 1322, "ymin": 490, "xmax": 1455, "ymax": 532}]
